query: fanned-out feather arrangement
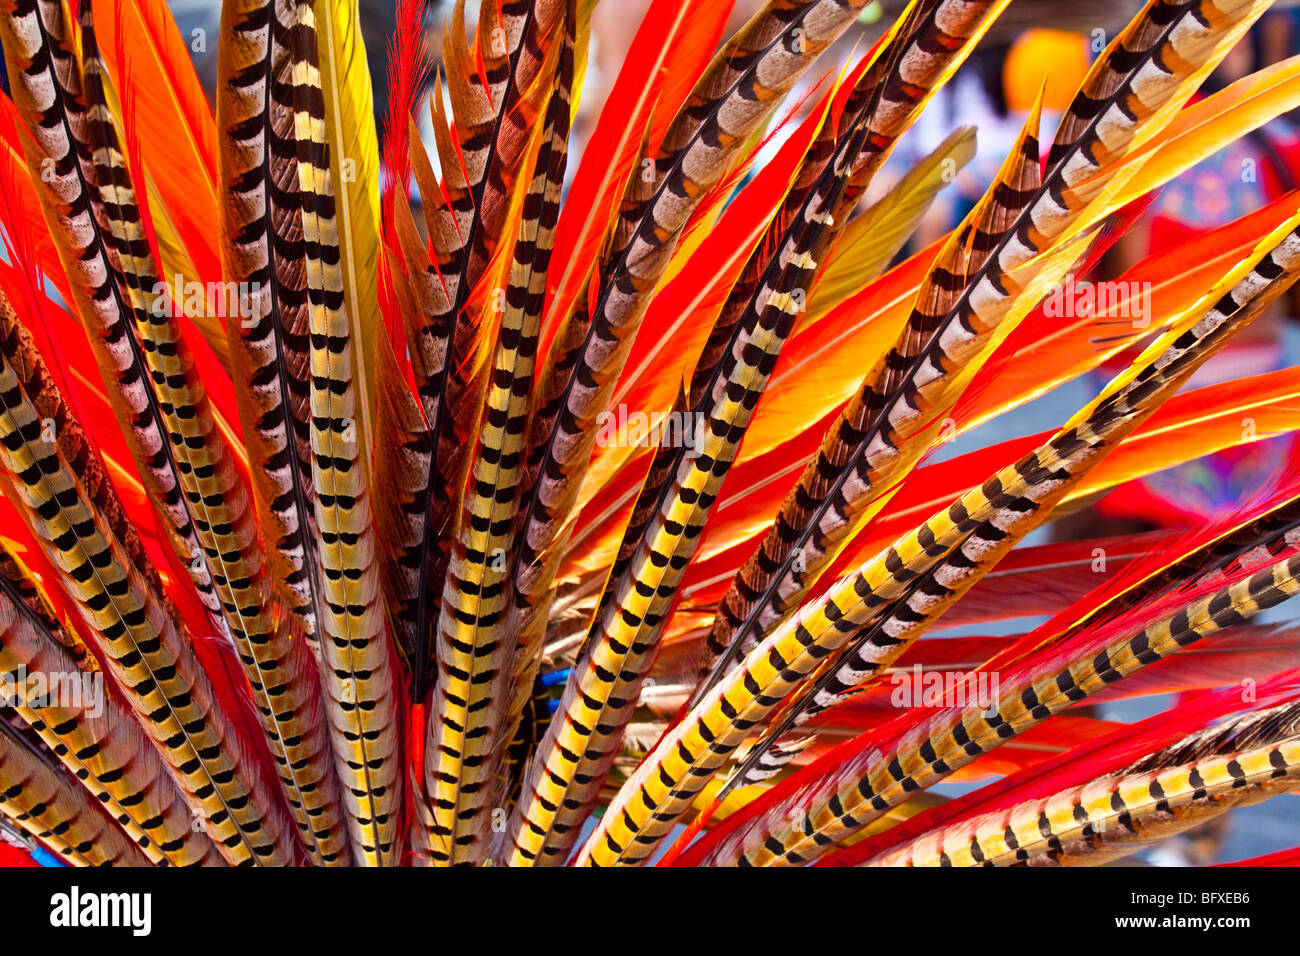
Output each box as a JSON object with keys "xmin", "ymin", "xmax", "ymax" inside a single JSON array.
[{"xmin": 0, "ymin": 0, "xmax": 1296, "ymax": 869}]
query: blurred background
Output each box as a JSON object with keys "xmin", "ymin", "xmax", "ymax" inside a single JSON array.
[{"xmin": 159, "ymin": 0, "xmax": 1300, "ymax": 865}]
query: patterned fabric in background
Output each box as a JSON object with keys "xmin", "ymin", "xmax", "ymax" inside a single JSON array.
[{"xmin": 1148, "ymin": 115, "xmax": 1300, "ymax": 247}]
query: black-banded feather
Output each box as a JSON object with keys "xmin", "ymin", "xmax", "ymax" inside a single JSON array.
[
  {"xmin": 711, "ymin": 526, "xmax": 1300, "ymax": 866},
  {"xmin": 0, "ymin": 551, "xmax": 228, "ymax": 866},
  {"xmin": 869, "ymin": 699, "xmax": 1300, "ymax": 867},
  {"xmin": 579, "ymin": 206, "xmax": 1300, "ymax": 865},
  {"xmin": 507, "ymin": 0, "xmax": 875, "ymax": 708},
  {"xmin": 424, "ymin": 1, "xmax": 574, "ymax": 864},
  {"xmin": 0, "ymin": 0, "xmax": 233, "ymax": 640},
  {"xmin": 393, "ymin": 1, "xmax": 568, "ymax": 725},
  {"xmin": 217, "ymin": 0, "xmax": 327, "ymax": 654},
  {"xmin": 218, "ymin": 0, "xmax": 401, "ymax": 866},
  {"xmin": 0, "ymin": 719, "xmax": 152, "ymax": 866},
  {"xmin": 507, "ymin": 6, "xmax": 939, "ymax": 865}
]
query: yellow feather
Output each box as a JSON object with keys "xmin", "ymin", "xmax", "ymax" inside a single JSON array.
[
  {"xmin": 805, "ymin": 125, "xmax": 976, "ymax": 321},
  {"xmin": 1105, "ymin": 54, "xmax": 1300, "ymax": 219},
  {"xmin": 570, "ymin": 0, "xmax": 597, "ymax": 120},
  {"xmin": 315, "ymin": 0, "xmax": 382, "ymax": 475}
]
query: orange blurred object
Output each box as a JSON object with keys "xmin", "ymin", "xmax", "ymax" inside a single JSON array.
[{"xmin": 1004, "ymin": 28, "xmax": 1091, "ymax": 112}]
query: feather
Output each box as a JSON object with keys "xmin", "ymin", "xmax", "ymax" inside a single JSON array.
[
  {"xmin": 378, "ymin": 0, "xmax": 430, "ymax": 212},
  {"xmin": 697, "ymin": 0, "xmax": 1277, "ymax": 703},
  {"xmin": 0, "ymin": 720, "xmax": 152, "ymax": 866},
  {"xmin": 0, "ymin": 539, "xmax": 97, "ymax": 670},
  {"xmin": 460, "ymin": 0, "xmax": 567, "ymax": 299},
  {"xmin": 954, "ymin": 193, "xmax": 1300, "ymax": 433},
  {"xmin": 561, "ymin": 94, "xmax": 838, "ymax": 589},
  {"xmin": 512, "ymin": 0, "xmax": 876, "ymax": 676},
  {"xmin": 819, "ymin": 669, "xmax": 1300, "ymax": 865},
  {"xmin": 314, "ymin": 0, "xmax": 382, "ymax": 468},
  {"xmin": 541, "ymin": 0, "xmax": 735, "ymax": 357},
  {"xmin": 92, "ymin": 0, "xmax": 234, "ymax": 389},
  {"xmin": 803, "ymin": 126, "xmax": 977, "ymax": 322},
  {"xmin": 698, "ymin": 96, "xmax": 1048, "ymax": 702},
  {"xmin": 0, "ymin": 549, "xmax": 228, "ymax": 865},
  {"xmin": 700, "ymin": 481, "xmax": 1300, "ymax": 864},
  {"xmin": 0, "ymin": 0, "xmax": 235, "ymax": 643},
  {"xmin": 81, "ymin": 2, "xmax": 351, "ymax": 864},
  {"xmin": 376, "ymin": 0, "xmax": 429, "ymax": 364},
  {"xmin": 409, "ymin": 3, "xmax": 569, "ymax": 590},
  {"xmin": 939, "ymin": 532, "xmax": 1176, "ymax": 628},
  {"xmin": 0, "ymin": 0, "xmax": 1295, "ymax": 872},
  {"xmin": 88, "ymin": 0, "xmax": 221, "ymax": 288},
  {"xmin": 607, "ymin": 84, "xmax": 834, "ymax": 413},
  {"xmin": 0, "ymin": 93, "xmax": 73, "ymax": 308},
  {"xmin": 293, "ymin": 0, "xmax": 402, "ymax": 866},
  {"xmin": 743, "ymin": 500, "xmax": 1300, "ymax": 787},
  {"xmin": 397, "ymin": 1, "xmax": 557, "ymax": 723},
  {"xmin": 370, "ymin": 276, "xmax": 434, "ymax": 687},
  {"xmin": 387, "ymin": 186, "xmax": 461, "ymax": 702},
  {"xmin": 667, "ymin": 357, "xmax": 1300, "ymax": 658},
  {"xmin": 715, "ymin": 52, "xmax": 1300, "ymax": 496},
  {"xmin": 728, "ymin": 356, "xmax": 1300, "ymax": 792},
  {"xmin": 704, "ymin": 533, "xmax": 1300, "ymax": 867},
  {"xmin": 218, "ymin": 0, "xmax": 398, "ymax": 866},
  {"xmin": 1082, "ymin": 624, "xmax": 1300, "ymax": 703},
  {"xmin": 423, "ymin": 0, "xmax": 574, "ymax": 865},
  {"xmin": 217, "ymin": 0, "xmax": 326, "ymax": 651},
  {"xmin": 576, "ymin": 204, "xmax": 1300, "ymax": 865},
  {"xmin": 507, "ymin": 3, "xmax": 952, "ymax": 865},
  {"xmin": 0, "ymin": 284, "xmax": 298, "ymax": 864}
]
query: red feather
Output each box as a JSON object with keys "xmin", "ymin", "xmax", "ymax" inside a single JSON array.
[
  {"xmin": 92, "ymin": 0, "xmax": 221, "ymax": 287},
  {"xmin": 540, "ymin": 0, "xmax": 735, "ymax": 357}
]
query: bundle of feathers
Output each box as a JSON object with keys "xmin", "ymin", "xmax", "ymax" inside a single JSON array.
[{"xmin": 0, "ymin": 0, "xmax": 1298, "ymax": 868}]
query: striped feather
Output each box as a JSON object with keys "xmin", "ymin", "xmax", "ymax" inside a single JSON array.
[
  {"xmin": 712, "ymin": 533, "xmax": 1300, "ymax": 866},
  {"xmin": 577, "ymin": 208, "xmax": 1300, "ymax": 865},
  {"xmin": 217, "ymin": 0, "xmax": 326, "ymax": 652},
  {"xmin": 506, "ymin": 0, "xmax": 952, "ymax": 867},
  {"xmin": 289, "ymin": 0, "xmax": 402, "ymax": 866},
  {"xmin": 0, "ymin": 0, "xmax": 234, "ymax": 640},
  {"xmin": 0, "ymin": 551, "xmax": 228, "ymax": 866},
  {"xmin": 866, "ymin": 700, "xmax": 1300, "ymax": 866},
  {"xmin": 423, "ymin": 1, "xmax": 575, "ymax": 865},
  {"xmin": 218, "ymin": 0, "xmax": 400, "ymax": 866},
  {"xmin": 399, "ymin": 5, "xmax": 570, "ymax": 721},
  {"xmin": 509, "ymin": 0, "xmax": 875, "ymax": 707},
  {"xmin": 0, "ymin": 720, "xmax": 152, "ymax": 866},
  {"xmin": 78, "ymin": 3, "xmax": 351, "ymax": 866}
]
